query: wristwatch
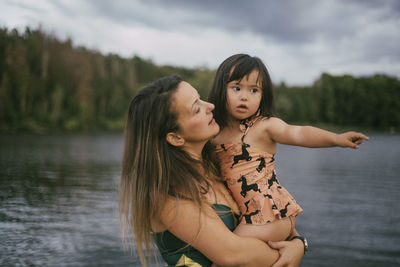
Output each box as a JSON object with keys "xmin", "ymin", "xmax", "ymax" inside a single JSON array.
[{"xmin": 290, "ymin": 235, "xmax": 308, "ymax": 254}]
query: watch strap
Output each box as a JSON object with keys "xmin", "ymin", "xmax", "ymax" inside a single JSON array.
[{"xmin": 290, "ymin": 235, "xmax": 308, "ymax": 254}]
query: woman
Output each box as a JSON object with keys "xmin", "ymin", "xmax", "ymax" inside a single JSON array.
[{"xmin": 119, "ymin": 75, "xmax": 305, "ymax": 266}]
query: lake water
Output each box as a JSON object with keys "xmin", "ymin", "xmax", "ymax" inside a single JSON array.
[{"xmin": 0, "ymin": 133, "xmax": 399, "ymax": 266}]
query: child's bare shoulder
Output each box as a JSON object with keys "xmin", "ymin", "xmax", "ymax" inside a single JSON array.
[
  {"xmin": 211, "ymin": 134, "xmax": 223, "ymax": 145},
  {"xmin": 248, "ymin": 117, "xmax": 283, "ymax": 148},
  {"xmin": 211, "ymin": 128, "xmax": 232, "ymax": 145},
  {"xmin": 258, "ymin": 116, "xmax": 286, "ymax": 130},
  {"xmin": 212, "ymin": 127, "xmax": 242, "ymax": 145},
  {"xmin": 256, "ymin": 117, "xmax": 290, "ymax": 140}
]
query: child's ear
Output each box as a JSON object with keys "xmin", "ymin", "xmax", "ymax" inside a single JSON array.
[{"xmin": 166, "ymin": 132, "xmax": 185, "ymax": 147}]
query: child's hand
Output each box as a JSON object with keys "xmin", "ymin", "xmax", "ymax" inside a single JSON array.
[{"xmin": 336, "ymin": 131, "xmax": 369, "ymax": 149}]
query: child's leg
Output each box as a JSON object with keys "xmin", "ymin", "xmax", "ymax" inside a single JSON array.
[
  {"xmin": 233, "ymin": 216, "xmax": 295, "ymax": 242},
  {"xmin": 286, "ymin": 216, "xmax": 297, "ymax": 240}
]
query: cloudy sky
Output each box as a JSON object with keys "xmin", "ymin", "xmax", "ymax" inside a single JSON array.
[{"xmin": 1, "ymin": 0, "xmax": 399, "ymax": 85}]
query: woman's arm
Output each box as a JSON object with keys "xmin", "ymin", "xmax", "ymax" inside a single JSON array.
[
  {"xmin": 264, "ymin": 117, "xmax": 369, "ymax": 148},
  {"xmin": 160, "ymin": 198, "xmax": 280, "ymax": 266}
]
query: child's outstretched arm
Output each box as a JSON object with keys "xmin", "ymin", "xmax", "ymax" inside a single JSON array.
[{"xmin": 265, "ymin": 118, "xmax": 369, "ymax": 149}]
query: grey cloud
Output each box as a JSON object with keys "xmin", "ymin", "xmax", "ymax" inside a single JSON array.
[
  {"xmin": 79, "ymin": 0, "xmax": 400, "ymax": 77},
  {"xmin": 360, "ymin": 33, "xmax": 400, "ymax": 63},
  {"xmin": 74, "ymin": 0, "xmax": 194, "ymax": 31},
  {"xmin": 141, "ymin": 0, "xmax": 316, "ymax": 42},
  {"xmin": 17, "ymin": 0, "xmax": 399, "ymax": 49},
  {"xmin": 4, "ymin": 0, "xmax": 397, "ymax": 84},
  {"xmin": 4, "ymin": 0, "xmax": 45, "ymax": 13},
  {"xmin": 348, "ymin": 0, "xmax": 400, "ymax": 14},
  {"xmin": 139, "ymin": 0, "xmax": 399, "ymax": 45}
]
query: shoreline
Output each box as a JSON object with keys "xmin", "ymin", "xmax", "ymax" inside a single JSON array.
[{"xmin": 0, "ymin": 124, "xmax": 397, "ymax": 136}]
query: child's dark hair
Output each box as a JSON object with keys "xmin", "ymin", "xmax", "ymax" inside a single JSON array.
[{"xmin": 208, "ymin": 54, "xmax": 276, "ymax": 129}]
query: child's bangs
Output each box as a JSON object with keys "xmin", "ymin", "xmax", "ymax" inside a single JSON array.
[{"xmin": 228, "ymin": 59, "xmax": 261, "ymax": 84}]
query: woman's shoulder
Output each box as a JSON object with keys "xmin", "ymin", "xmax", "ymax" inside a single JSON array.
[
  {"xmin": 157, "ymin": 197, "xmax": 217, "ymax": 228},
  {"xmin": 151, "ymin": 197, "xmax": 176, "ymax": 232}
]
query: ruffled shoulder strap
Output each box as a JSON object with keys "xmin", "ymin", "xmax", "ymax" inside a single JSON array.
[{"xmin": 239, "ymin": 111, "xmax": 263, "ymax": 141}]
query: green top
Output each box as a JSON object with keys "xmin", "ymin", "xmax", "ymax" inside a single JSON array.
[{"xmin": 153, "ymin": 204, "xmax": 238, "ymax": 267}]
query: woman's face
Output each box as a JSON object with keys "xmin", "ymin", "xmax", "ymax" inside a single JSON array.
[{"xmin": 172, "ymin": 81, "xmax": 220, "ymax": 146}]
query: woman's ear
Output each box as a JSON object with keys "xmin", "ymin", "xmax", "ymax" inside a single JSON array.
[{"xmin": 166, "ymin": 132, "xmax": 185, "ymax": 147}]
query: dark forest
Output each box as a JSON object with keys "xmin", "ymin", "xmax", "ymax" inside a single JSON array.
[{"xmin": 1, "ymin": 27, "xmax": 399, "ymax": 133}]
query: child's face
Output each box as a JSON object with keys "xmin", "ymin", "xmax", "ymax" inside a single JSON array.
[{"xmin": 225, "ymin": 69, "xmax": 262, "ymax": 121}]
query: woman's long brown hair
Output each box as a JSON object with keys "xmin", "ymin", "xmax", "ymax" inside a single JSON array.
[{"xmin": 119, "ymin": 76, "xmax": 219, "ymax": 266}]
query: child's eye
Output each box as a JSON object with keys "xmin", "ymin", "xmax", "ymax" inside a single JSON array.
[
  {"xmin": 232, "ymin": 86, "xmax": 240, "ymax": 91},
  {"xmin": 195, "ymin": 107, "xmax": 201, "ymax": 114},
  {"xmin": 250, "ymin": 88, "xmax": 258, "ymax": 93}
]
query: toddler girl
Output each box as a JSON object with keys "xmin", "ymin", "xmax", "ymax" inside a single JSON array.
[{"xmin": 208, "ymin": 54, "xmax": 369, "ymax": 242}]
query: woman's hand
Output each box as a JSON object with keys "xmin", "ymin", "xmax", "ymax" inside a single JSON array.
[
  {"xmin": 336, "ymin": 131, "xmax": 369, "ymax": 149},
  {"xmin": 268, "ymin": 239, "xmax": 304, "ymax": 267}
]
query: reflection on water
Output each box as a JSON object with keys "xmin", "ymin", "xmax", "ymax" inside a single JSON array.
[
  {"xmin": 0, "ymin": 134, "xmax": 143, "ymax": 266},
  {"xmin": 0, "ymin": 133, "xmax": 399, "ymax": 266},
  {"xmin": 277, "ymin": 134, "xmax": 400, "ymax": 267}
]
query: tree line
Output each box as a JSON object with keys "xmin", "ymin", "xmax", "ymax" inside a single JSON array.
[{"xmin": 0, "ymin": 27, "xmax": 398, "ymax": 133}]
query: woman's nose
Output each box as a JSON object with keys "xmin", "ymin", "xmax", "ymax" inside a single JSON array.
[{"xmin": 206, "ymin": 101, "xmax": 214, "ymax": 112}]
